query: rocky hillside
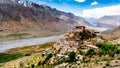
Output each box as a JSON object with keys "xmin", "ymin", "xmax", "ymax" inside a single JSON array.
[
  {"xmin": 0, "ymin": 0, "xmax": 89, "ymax": 32},
  {"xmin": 103, "ymin": 25, "xmax": 120, "ymax": 39},
  {"xmin": 2, "ymin": 26, "xmax": 120, "ymax": 68},
  {"xmin": 3, "ymin": 26, "xmax": 97, "ymax": 67},
  {"xmin": 93, "ymin": 15, "xmax": 120, "ymax": 29}
]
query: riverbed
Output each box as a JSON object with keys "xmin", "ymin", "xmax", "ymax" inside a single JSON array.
[{"xmin": 0, "ymin": 35, "xmax": 64, "ymax": 52}]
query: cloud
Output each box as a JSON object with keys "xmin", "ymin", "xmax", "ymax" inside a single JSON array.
[
  {"xmin": 79, "ymin": 4, "xmax": 120, "ymax": 18},
  {"xmin": 91, "ymin": 1, "xmax": 98, "ymax": 5},
  {"xmin": 75, "ymin": 0, "xmax": 85, "ymax": 2}
]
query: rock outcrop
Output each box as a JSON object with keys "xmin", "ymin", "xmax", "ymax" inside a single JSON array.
[{"xmin": 45, "ymin": 26, "xmax": 97, "ymax": 54}]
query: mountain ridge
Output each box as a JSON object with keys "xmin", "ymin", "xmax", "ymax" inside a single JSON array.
[
  {"xmin": 93, "ymin": 15, "xmax": 120, "ymax": 29},
  {"xmin": 102, "ymin": 25, "xmax": 120, "ymax": 39},
  {"xmin": 0, "ymin": 0, "xmax": 90, "ymax": 32}
]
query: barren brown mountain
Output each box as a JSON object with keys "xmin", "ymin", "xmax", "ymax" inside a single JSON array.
[
  {"xmin": 102, "ymin": 25, "xmax": 120, "ymax": 39},
  {"xmin": 94, "ymin": 15, "xmax": 120, "ymax": 29},
  {"xmin": 0, "ymin": 0, "xmax": 89, "ymax": 33}
]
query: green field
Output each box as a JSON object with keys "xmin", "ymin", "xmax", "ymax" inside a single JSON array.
[
  {"xmin": 0, "ymin": 33, "xmax": 31, "ymax": 38},
  {"xmin": 0, "ymin": 53, "xmax": 24, "ymax": 63}
]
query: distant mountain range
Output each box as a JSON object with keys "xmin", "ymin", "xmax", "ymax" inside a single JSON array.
[
  {"xmin": 0, "ymin": 0, "xmax": 90, "ymax": 32},
  {"xmin": 86, "ymin": 15, "xmax": 120, "ymax": 29}
]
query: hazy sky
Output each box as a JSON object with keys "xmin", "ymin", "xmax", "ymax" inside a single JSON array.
[{"xmin": 22, "ymin": 0, "xmax": 120, "ymax": 18}]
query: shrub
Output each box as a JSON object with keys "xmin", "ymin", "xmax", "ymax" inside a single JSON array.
[
  {"xmin": 37, "ymin": 61, "xmax": 41, "ymax": 66},
  {"xmin": 116, "ymin": 48, "xmax": 120, "ymax": 54},
  {"xmin": 68, "ymin": 51, "xmax": 76, "ymax": 62},
  {"xmin": 86, "ymin": 48, "xmax": 96, "ymax": 56},
  {"xmin": 96, "ymin": 42, "xmax": 120, "ymax": 55},
  {"xmin": 42, "ymin": 53, "xmax": 52, "ymax": 65},
  {"xmin": 25, "ymin": 53, "xmax": 31, "ymax": 56},
  {"xmin": 31, "ymin": 64, "xmax": 35, "ymax": 68},
  {"xmin": 96, "ymin": 42, "xmax": 104, "ymax": 48},
  {"xmin": 79, "ymin": 49, "xmax": 85, "ymax": 55},
  {"xmin": 106, "ymin": 61, "xmax": 110, "ymax": 66},
  {"xmin": 101, "ymin": 43, "xmax": 118, "ymax": 54}
]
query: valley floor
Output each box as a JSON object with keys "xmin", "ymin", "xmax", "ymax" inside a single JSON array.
[
  {"xmin": 0, "ymin": 27, "xmax": 120, "ymax": 68},
  {"xmin": 0, "ymin": 30, "xmax": 67, "ymax": 41},
  {"xmin": 0, "ymin": 34, "xmax": 63, "ymax": 52}
]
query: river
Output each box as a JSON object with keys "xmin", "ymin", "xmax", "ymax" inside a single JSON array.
[{"xmin": 0, "ymin": 35, "xmax": 64, "ymax": 52}]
